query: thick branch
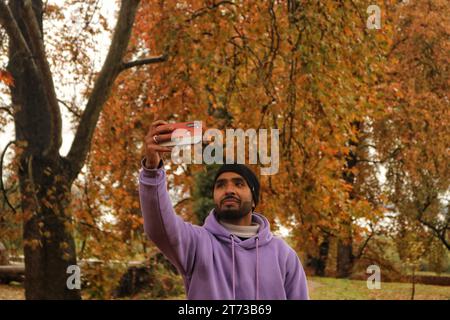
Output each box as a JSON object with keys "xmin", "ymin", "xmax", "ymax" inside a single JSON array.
[
  {"xmin": 0, "ymin": 0, "xmax": 39, "ymax": 76},
  {"xmin": 418, "ymin": 217, "xmax": 449, "ymax": 250},
  {"xmin": 65, "ymin": 0, "xmax": 142, "ymax": 183},
  {"xmin": 416, "ymin": 195, "xmax": 449, "ymax": 250},
  {"xmin": 355, "ymin": 230, "xmax": 374, "ymax": 260},
  {"xmin": 120, "ymin": 54, "xmax": 167, "ymax": 71},
  {"xmin": 22, "ymin": 0, "xmax": 62, "ymax": 156}
]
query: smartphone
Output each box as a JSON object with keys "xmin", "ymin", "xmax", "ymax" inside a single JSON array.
[{"xmin": 159, "ymin": 121, "xmax": 205, "ymax": 147}]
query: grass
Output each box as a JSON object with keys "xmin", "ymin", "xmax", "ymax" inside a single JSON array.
[
  {"xmin": 308, "ymin": 276, "xmax": 450, "ymax": 300},
  {"xmin": 414, "ymin": 271, "xmax": 450, "ymax": 277},
  {"xmin": 1, "ymin": 277, "xmax": 449, "ymax": 300}
]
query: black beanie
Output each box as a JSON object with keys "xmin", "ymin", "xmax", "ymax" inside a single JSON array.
[{"xmin": 213, "ymin": 164, "xmax": 260, "ymax": 208}]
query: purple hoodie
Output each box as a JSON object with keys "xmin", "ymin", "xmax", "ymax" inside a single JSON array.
[{"xmin": 138, "ymin": 164, "xmax": 309, "ymax": 300}]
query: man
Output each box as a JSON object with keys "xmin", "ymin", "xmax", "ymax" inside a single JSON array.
[{"xmin": 139, "ymin": 120, "xmax": 309, "ymax": 300}]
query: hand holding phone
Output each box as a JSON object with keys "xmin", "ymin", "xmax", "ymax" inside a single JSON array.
[
  {"xmin": 144, "ymin": 120, "xmax": 175, "ymax": 168},
  {"xmin": 144, "ymin": 120, "xmax": 205, "ymax": 169}
]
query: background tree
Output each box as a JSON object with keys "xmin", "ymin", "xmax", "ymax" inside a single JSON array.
[{"xmin": 375, "ymin": 0, "xmax": 449, "ymax": 249}]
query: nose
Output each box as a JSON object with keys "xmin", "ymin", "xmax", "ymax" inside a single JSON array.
[{"xmin": 224, "ymin": 184, "xmax": 236, "ymax": 195}]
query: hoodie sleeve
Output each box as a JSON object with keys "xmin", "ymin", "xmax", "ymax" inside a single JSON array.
[
  {"xmin": 285, "ymin": 249, "xmax": 310, "ymax": 300},
  {"xmin": 138, "ymin": 159, "xmax": 199, "ymax": 277}
]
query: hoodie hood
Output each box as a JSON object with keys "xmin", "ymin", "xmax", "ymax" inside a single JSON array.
[{"xmin": 203, "ymin": 209, "xmax": 273, "ymax": 249}]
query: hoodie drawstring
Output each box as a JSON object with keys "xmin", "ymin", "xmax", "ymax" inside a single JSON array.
[
  {"xmin": 230, "ymin": 235, "xmax": 260, "ymax": 300},
  {"xmin": 256, "ymin": 236, "xmax": 259, "ymax": 300},
  {"xmin": 231, "ymin": 235, "xmax": 236, "ymax": 300}
]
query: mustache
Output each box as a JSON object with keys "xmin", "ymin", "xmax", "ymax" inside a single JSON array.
[{"xmin": 221, "ymin": 196, "xmax": 241, "ymax": 205}]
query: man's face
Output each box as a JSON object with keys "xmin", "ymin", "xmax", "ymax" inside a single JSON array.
[{"xmin": 213, "ymin": 172, "xmax": 254, "ymax": 220}]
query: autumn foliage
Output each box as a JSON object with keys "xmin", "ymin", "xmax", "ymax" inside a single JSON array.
[{"xmin": 0, "ymin": 0, "xmax": 448, "ymax": 299}]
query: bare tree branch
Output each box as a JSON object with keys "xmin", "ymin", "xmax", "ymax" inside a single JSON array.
[
  {"xmin": 417, "ymin": 216, "xmax": 449, "ymax": 250},
  {"xmin": 416, "ymin": 195, "xmax": 450, "ymax": 250},
  {"xmin": 355, "ymin": 229, "xmax": 375, "ymax": 260},
  {"xmin": 119, "ymin": 54, "xmax": 167, "ymax": 72},
  {"xmin": 0, "ymin": 106, "xmax": 13, "ymax": 117},
  {"xmin": 57, "ymin": 99, "xmax": 81, "ymax": 119}
]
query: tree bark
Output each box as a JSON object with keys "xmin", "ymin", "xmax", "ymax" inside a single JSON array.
[
  {"xmin": 306, "ymin": 236, "xmax": 330, "ymax": 277},
  {"xmin": 18, "ymin": 155, "xmax": 80, "ymax": 299},
  {"xmin": 337, "ymin": 238, "xmax": 354, "ymax": 278},
  {"xmin": 0, "ymin": 241, "xmax": 9, "ymax": 265}
]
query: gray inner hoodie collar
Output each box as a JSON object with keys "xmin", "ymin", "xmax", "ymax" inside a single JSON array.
[{"xmin": 219, "ymin": 220, "xmax": 260, "ymax": 239}]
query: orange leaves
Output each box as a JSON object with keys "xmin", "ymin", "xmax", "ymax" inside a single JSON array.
[
  {"xmin": 0, "ymin": 70, "xmax": 14, "ymax": 87},
  {"xmin": 343, "ymin": 26, "xmax": 353, "ymax": 37},
  {"xmin": 43, "ymin": 3, "xmax": 63, "ymax": 17},
  {"xmin": 319, "ymin": 144, "xmax": 340, "ymax": 157}
]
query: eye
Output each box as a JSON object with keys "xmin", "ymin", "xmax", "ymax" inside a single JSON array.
[
  {"xmin": 215, "ymin": 182, "xmax": 224, "ymax": 188},
  {"xmin": 235, "ymin": 181, "xmax": 244, "ymax": 187}
]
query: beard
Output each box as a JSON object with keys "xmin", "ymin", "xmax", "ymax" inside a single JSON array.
[{"xmin": 214, "ymin": 196, "xmax": 253, "ymax": 221}]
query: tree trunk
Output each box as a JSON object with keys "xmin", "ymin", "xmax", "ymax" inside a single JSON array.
[
  {"xmin": 305, "ymin": 236, "xmax": 330, "ymax": 276},
  {"xmin": 337, "ymin": 238, "xmax": 354, "ymax": 278},
  {"xmin": 410, "ymin": 267, "xmax": 416, "ymax": 300},
  {"xmin": 6, "ymin": 0, "xmax": 80, "ymax": 299},
  {"xmin": 18, "ymin": 155, "xmax": 81, "ymax": 299},
  {"xmin": 0, "ymin": 241, "xmax": 9, "ymax": 265},
  {"xmin": 316, "ymin": 238, "xmax": 330, "ymax": 276}
]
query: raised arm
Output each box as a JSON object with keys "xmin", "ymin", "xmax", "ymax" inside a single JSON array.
[{"xmin": 138, "ymin": 120, "xmax": 201, "ymax": 276}]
